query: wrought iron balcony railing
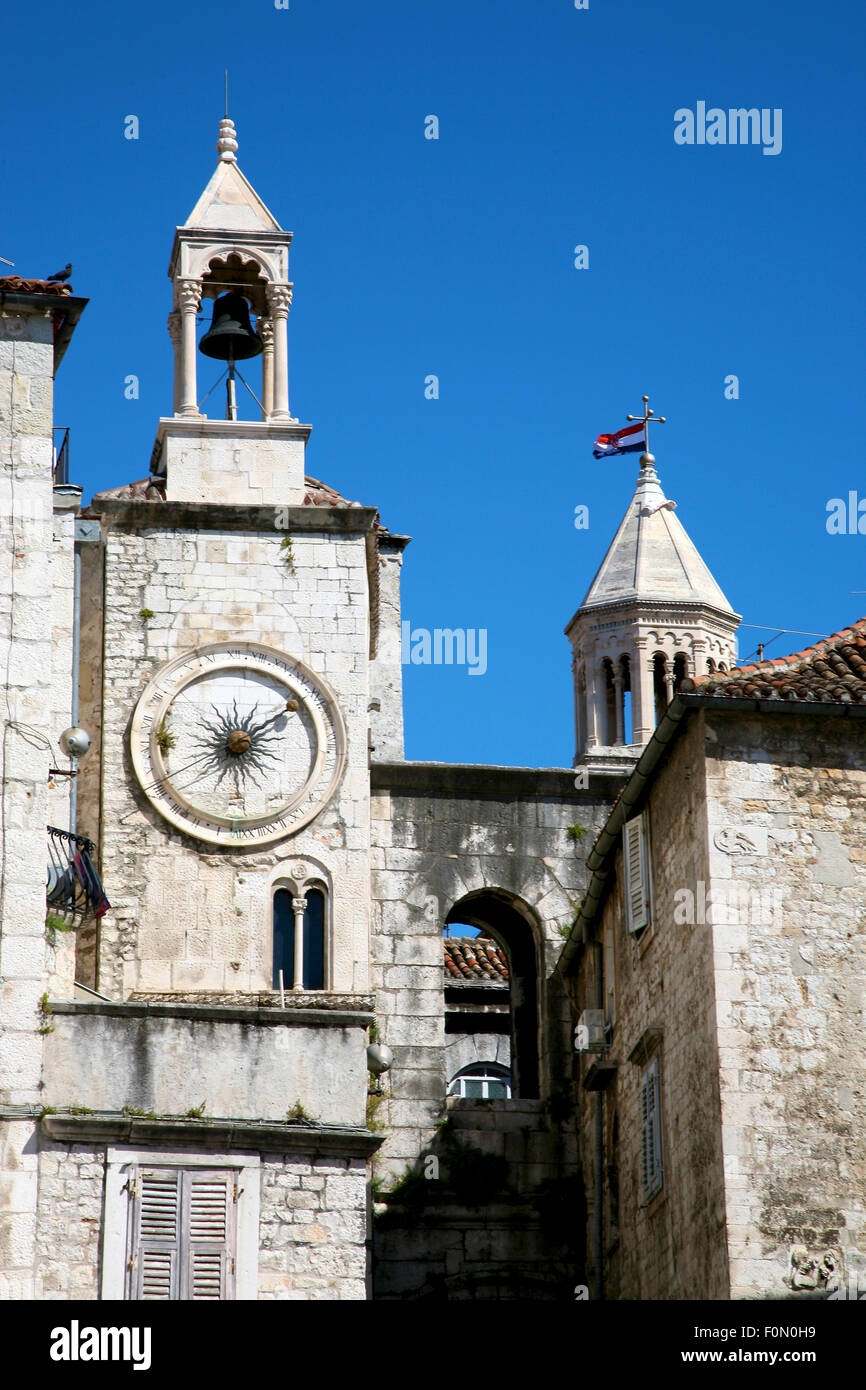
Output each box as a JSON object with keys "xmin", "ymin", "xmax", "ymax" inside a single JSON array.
[{"xmin": 46, "ymin": 826, "xmax": 110, "ymax": 921}]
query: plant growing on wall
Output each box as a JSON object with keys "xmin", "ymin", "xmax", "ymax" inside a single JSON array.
[
  {"xmin": 155, "ymin": 718, "xmax": 175, "ymax": 754},
  {"xmin": 139, "ymin": 608, "xmax": 155, "ymax": 622},
  {"xmin": 279, "ymin": 536, "xmax": 296, "ymax": 573},
  {"xmin": 567, "ymin": 822, "xmax": 589, "ymax": 842},
  {"xmin": 38, "ymin": 992, "xmax": 55, "ymax": 1035}
]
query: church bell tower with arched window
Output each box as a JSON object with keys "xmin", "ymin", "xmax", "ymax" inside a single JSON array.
[{"xmin": 566, "ymin": 446, "xmax": 740, "ymax": 775}]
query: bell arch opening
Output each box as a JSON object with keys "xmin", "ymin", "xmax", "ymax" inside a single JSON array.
[{"xmin": 444, "ymin": 890, "xmax": 541, "ymax": 1099}]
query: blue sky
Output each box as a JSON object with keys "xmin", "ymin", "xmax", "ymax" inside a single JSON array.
[{"xmin": 4, "ymin": 0, "xmax": 865, "ymax": 766}]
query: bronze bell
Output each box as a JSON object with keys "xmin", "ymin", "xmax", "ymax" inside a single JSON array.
[{"xmin": 199, "ymin": 291, "xmax": 263, "ymax": 362}]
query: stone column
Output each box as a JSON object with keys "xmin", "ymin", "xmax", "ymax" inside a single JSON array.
[
  {"xmin": 258, "ymin": 316, "xmax": 274, "ymax": 420},
  {"xmin": 291, "ymin": 896, "xmax": 307, "ymax": 990},
  {"xmin": 167, "ymin": 311, "xmax": 182, "ymax": 416},
  {"xmin": 572, "ymin": 654, "xmax": 586, "ymax": 762},
  {"xmin": 176, "ymin": 279, "xmax": 202, "ymax": 416},
  {"xmin": 633, "ymin": 641, "xmax": 655, "ymax": 745},
  {"xmin": 267, "ymin": 283, "xmax": 293, "ymax": 419},
  {"xmin": 585, "ymin": 660, "xmax": 602, "ymax": 750}
]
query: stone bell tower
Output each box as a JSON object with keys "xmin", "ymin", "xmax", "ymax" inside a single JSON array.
[
  {"xmin": 153, "ymin": 116, "xmax": 309, "ymax": 505},
  {"xmin": 566, "ymin": 444, "xmax": 740, "ymax": 774}
]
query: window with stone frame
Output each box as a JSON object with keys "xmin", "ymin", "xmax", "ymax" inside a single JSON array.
[
  {"xmin": 272, "ymin": 885, "xmax": 326, "ymax": 990},
  {"xmin": 640, "ymin": 1055, "xmax": 663, "ymax": 1202},
  {"xmin": 101, "ymin": 1149, "xmax": 260, "ymax": 1301}
]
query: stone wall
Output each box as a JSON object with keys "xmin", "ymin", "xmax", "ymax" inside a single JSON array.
[
  {"xmin": 569, "ymin": 702, "xmax": 866, "ymax": 1302},
  {"xmin": 703, "ymin": 707, "xmax": 866, "ymax": 1299},
  {"xmin": 368, "ymin": 534, "xmax": 408, "ymax": 763},
  {"xmin": 444, "ymin": 1029, "xmax": 511, "ymax": 1085},
  {"xmin": 369, "ymin": 763, "xmax": 622, "ymax": 1185},
  {"xmin": 42, "ymin": 1001, "xmax": 370, "ymax": 1127},
  {"xmin": 259, "ymin": 1153, "xmax": 367, "ymax": 1299},
  {"xmin": 569, "ymin": 712, "xmax": 730, "ymax": 1300},
  {"xmin": 84, "ymin": 509, "xmax": 374, "ymax": 1000},
  {"xmin": 29, "ymin": 1137, "xmax": 368, "ymax": 1301},
  {"xmin": 159, "ymin": 420, "xmax": 309, "ymax": 508},
  {"xmin": 0, "ymin": 302, "xmax": 62, "ymax": 1295},
  {"xmin": 34, "ymin": 1139, "xmax": 103, "ymax": 1300},
  {"xmin": 373, "ymin": 1100, "xmax": 583, "ymax": 1299}
]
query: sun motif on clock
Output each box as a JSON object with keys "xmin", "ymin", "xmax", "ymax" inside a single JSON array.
[{"xmin": 130, "ymin": 642, "xmax": 347, "ymax": 847}]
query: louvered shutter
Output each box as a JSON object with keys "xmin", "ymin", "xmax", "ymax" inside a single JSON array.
[
  {"xmin": 132, "ymin": 1169, "xmax": 181, "ymax": 1299},
  {"xmin": 181, "ymin": 1171, "xmax": 235, "ymax": 1300},
  {"xmin": 650, "ymin": 1056, "xmax": 663, "ymax": 1194},
  {"xmin": 623, "ymin": 813, "xmax": 650, "ymax": 934},
  {"xmin": 641, "ymin": 1057, "xmax": 663, "ymax": 1200}
]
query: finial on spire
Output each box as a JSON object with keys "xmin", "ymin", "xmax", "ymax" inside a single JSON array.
[
  {"xmin": 217, "ymin": 115, "xmax": 238, "ymax": 163},
  {"xmin": 626, "ymin": 394, "xmax": 667, "ymax": 467}
]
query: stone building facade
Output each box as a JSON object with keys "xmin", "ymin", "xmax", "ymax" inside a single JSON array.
[
  {"xmin": 559, "ymin": 632, "xmax": 866, "ymax": 1300},
  {"xmin": 1, "ymin": 114, "xmax": 862, "ymax": 1304}
]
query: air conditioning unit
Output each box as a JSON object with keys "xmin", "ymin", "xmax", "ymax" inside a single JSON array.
[{"xmin": 574, "ymin": 1009, "xmax": 609, "ymax": 1053}]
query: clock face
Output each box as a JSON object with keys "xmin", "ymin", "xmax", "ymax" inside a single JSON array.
[{"xmin": 130, "ymin": 642, "xmax": 347, "ymax": 847}]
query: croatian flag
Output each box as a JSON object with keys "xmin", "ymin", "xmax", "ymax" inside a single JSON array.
[{"xmin": 592, "ymin": 421, "xmax": 646, "ymax": 459}]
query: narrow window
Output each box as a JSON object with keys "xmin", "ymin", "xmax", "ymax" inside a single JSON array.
[
  {"xmin": 272, "ymin": 888, "xmax": 295, "ymax": 989},
  {"xmin": 272, "ymin": 887, "xmax": 326, "ymax": 990},
  {"xmin": 641, "ymin": 1057, "xmax": 663, "ymax": 1201},
  {"xmin": 302, "ymin": 888, "xmax": 325, "ymax": 990},
  {"xmin": 652, "ymin": 653, "xmax": 668, "ymax": 725}
]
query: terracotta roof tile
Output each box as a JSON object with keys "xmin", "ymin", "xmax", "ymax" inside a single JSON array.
[
  {"xmin": 681, "ymin": 617, "xmax": 866, "ymax": 705},
  {"xmin": 0, "ymin": 275, "xmax": 74, "ymax": 297},
  {"xmin": 443, "ymin": 937, "xmax": 509, "ymax": 984}
]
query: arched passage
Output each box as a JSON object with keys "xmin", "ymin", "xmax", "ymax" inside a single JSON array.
[{"xmin": 445, "ymin": 889, "xmax": 541, "ymax": 1099}]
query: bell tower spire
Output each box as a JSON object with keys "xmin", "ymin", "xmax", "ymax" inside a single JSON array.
[
  {"xmin": 566, "ymin": 412, "xmax": 740, "ymax": 775},
  {"xmin": 152, "ymin": 115, "xmax": 310, "ymax": 505}
]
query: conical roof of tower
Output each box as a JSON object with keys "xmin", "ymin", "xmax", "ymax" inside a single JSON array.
[
  {"xmin": 182, "ymin": 117, "xmax": 284, "ymax": 232},
  {"xmin": 579, "ymin": 457, "xmax": 736, "ymax": 615}
]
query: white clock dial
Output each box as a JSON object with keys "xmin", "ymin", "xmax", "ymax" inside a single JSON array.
[{"xmin": 130, "ymin": 643, "xmax": 347, "ymax": 847}]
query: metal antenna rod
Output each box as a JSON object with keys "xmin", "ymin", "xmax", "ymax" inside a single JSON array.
[{"xmin": 225, "ymin": 70, "xmax": 228, "ymax": 117}]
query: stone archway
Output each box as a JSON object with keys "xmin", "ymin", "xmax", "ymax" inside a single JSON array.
[{"xmin": 445, "ymin": 888, "xmax": 541, "ymax": 1100}]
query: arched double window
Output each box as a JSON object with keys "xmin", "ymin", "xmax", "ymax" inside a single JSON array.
[
  {"xmin": 272, "ymin": 886, "xmax": 326, "ymax": 990},
  {"xmin": 448, "ymin": 1062, "xmax": 512, "ymax": 1099}
]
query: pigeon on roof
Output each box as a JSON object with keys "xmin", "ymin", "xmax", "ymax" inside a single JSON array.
[{"xmin": 46, "ymin": 263, "xmax": 72, "ymax": 282}]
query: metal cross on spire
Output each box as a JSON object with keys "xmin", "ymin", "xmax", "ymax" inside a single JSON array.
[{"xmin": 626, "ymin": 394, "xmax": 667, "ymax": 464}]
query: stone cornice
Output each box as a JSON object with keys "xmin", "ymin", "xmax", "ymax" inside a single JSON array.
[
  {"xmin": 371, "ymin": 761, "xmax": 625, "ymax": 799},
  {"xmin": 48, "ymin": 998, "xmax": 374, "ymax": 1029},
  {"xmin": 29, "ymin": 1109, "xmax": 382, "ymax": 1157},
  {"xmin": 87, "ymin": 498, "xmax": 379, "ymax": 535},
  {"xmin": 565, "ymin": 597, "xmax": 742, "ymax": 641}
]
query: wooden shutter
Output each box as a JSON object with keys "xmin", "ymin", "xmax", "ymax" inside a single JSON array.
[
  {"xmin": 129, "ymin": 1167, "xmax": 236, "ymax": 1301},
  {"xmin": 182, "ymin": 1170, "xmax": 235, "ymax": 1301},
  {"xmin": 132, "ymin": 1169, "xmax": 181, "ymax": 1299},
  {"xmin": 623, "ymin": 813, "xmax": 650, "ymax": 934},
  {"xmin": 641, "ymin": 1057, "xmax": 663, "ymax": 1200}
]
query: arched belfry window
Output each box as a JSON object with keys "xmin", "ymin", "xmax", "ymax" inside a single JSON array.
[
  {"xmin": 273, "ymin": 886, "xmax": 326, "ymax": 991},
  {"xmin": 673, "ymin": 652, "xmax": 689, "ymax": 693},
  {"xmin": 652, "ymin": 653, "xmax": 669, "ymax": 726}
]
